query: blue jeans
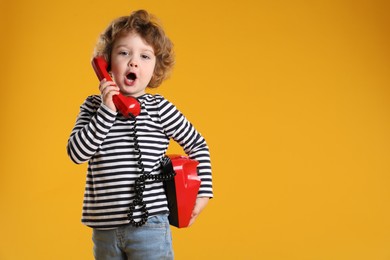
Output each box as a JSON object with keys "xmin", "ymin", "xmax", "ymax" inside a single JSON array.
[{"xmin": 92, "ymin": 215, "xmax": 174, "ymax": 260}]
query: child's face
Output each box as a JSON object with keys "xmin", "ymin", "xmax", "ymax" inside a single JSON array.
[{"xmin": 110, "ymin": 32, "xmax": 156, "ymax": 97}]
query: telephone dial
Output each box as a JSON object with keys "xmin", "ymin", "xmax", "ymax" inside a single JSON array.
[{"xmin": 91, "ymin": 57, "xmax": 201, "ymax": 228}]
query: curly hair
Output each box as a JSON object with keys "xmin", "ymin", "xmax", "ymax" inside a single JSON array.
[{"xmin": 94, "ymin": 10, "xmax": 175, "ymax": 88}]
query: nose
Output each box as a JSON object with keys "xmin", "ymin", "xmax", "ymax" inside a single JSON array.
[{"xmin": 129, "ymin": 59, "xmax": 138, "ymax": 68}]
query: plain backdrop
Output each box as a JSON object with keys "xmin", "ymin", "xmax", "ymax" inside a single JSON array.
[{"xmin": 1, "ymin": 0, "xmax": 390, "ymax": 259}]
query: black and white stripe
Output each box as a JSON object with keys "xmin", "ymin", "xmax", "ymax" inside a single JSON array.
[{"xmin": 67, "ymin": 94, "xmax": 213, "ymax": 229}]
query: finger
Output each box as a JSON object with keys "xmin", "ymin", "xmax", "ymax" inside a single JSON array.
[
  {"xmin": 98, "ymin": 78, "xmax": 107, "ymax": 92},
  {"xmin": 188, "ymin": 208, "xmax": 200, "ymax": 226},
  {"xmin": 188, "ymin": 198, "xmax": 209, "ymax": 226},
  {"xmin": 188, "ymin": 215, "xmax": 197, "ymax": 226},
  {"xmin": 101, "ymin": 88, "xmax": 119, "ymax": 106},
  {"xmin": 99, "ymin": 79, "xmax": 116, "ymax": 93},
  {"xmin": 102, "ymin": 86, "xmax": 119, "ymax": 97}
]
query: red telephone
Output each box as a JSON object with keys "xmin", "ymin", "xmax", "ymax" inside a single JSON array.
[
  {"xmin": 92, "ymin": 57, "xmax": 141, "ymax": 117},
  {"xmin": 163, "ymin": 155, "xmax": 201, "ymax": 228}
]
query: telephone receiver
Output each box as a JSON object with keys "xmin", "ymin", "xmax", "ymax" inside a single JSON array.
[{"xmin": 91, "ymin": 57, "xmax": 141, "ymax": 117}]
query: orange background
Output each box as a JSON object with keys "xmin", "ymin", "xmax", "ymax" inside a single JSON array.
[{"xmin": 1, "ymin": 0, "xmax": 390, "ymax": 259}]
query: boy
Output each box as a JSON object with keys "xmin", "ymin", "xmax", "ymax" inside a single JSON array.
[{"xmin": 67, "ymin": 9, "xmax": 213, "ymax": 259}]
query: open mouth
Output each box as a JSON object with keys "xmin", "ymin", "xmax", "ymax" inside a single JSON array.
[{"xmin": 126, "ymin": 72, "xmax": 137, "ymax": 81}]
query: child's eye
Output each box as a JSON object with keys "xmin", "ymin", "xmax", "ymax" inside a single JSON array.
[
  {"xmin": 141, "ymin": 54, "xmax": 150, "ymax": 60},
  {"xmin": 119, "ymin": 51, "xmax": 129, "ymax": 56}
]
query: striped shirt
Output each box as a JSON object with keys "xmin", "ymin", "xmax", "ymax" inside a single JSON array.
[{"xmin": 67, "ymin": 94, "xmax": 213, "ymax": 229}]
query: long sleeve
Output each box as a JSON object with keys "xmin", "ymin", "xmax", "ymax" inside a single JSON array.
[
  {"xmin": 157, "ymin": 96, "xmax": 213, "ymax": 198},
  {"xmin": 67, "ymin": 95, "xmax": 117, "ymax": 164},
  {"xmin": 66, "ymin": 93, "xmax": 212, "ymax": 229}
]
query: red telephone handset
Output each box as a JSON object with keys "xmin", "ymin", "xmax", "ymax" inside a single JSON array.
[{"xmin": 92, "ymin": 57, "xmax": 141, "ymax": 117}]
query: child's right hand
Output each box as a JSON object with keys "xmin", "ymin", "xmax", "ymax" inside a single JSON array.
[{"xmin": 99, "ymin": 78, "xmax": 120, "ymax": 112}]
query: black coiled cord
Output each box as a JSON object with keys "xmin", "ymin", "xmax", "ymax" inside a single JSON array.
[{"xmin": 127, "ymin": 115, "xmax": 175, "ymax": 227}]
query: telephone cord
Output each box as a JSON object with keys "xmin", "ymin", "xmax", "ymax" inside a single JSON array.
[{"xmin": 127, "ymin": 115, "xmax": 175, "ymax": 227}]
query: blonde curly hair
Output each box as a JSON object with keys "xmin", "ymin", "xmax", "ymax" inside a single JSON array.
[{"xmin": 94, "ymin": 10, "xmax": 175, "ymax": 88}]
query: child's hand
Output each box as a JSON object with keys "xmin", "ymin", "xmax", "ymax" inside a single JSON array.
[
  {"xmin": 99, "ymin": 78, "xmax": 120, "ymax": 112},
  {"xmin": 188, "ymin": 197, "xmax": 209, "ymax": 226}
]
